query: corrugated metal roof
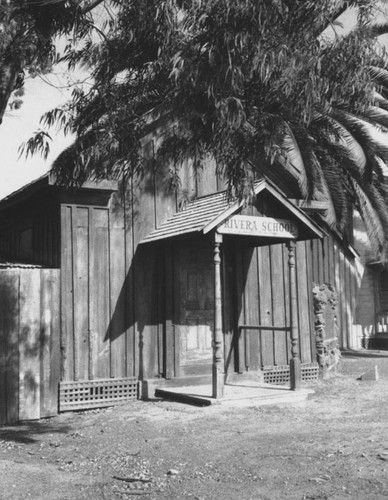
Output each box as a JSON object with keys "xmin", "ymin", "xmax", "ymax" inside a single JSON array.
[{"xmin": 141, "ymin": 190, "xmax": 237, "ymax": 243}]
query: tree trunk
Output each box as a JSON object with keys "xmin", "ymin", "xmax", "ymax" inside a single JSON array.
[{"xmin": 0, "ymin": 62, "xmax": 19, "ymax": 125}]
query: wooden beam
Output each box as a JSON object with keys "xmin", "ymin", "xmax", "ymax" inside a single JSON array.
[{"xmin": 289, "ymin": 200, "xmax": 329, "ymax": 211}]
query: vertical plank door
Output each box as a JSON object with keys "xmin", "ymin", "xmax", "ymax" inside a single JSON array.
[{"xmin": 176, "ymin": 244, "xmax": 214, "ymax": 377}]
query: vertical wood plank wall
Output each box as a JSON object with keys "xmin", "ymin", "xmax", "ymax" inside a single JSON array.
[
  {"xmin": 58, "ymin": 139, "xmax": 360, "ymax": 382},
  {"xmin": 0, "ymin": 184, "xmax": 361, "ymax": 396},
  {"xmin": 0, "ymin": 268, "xmax": 60, "ymax": 425},
  {"xmin": 0, "ymin": 135, "xmax": 360, "ymax": 391},
  {"xmin": 232, "ymin": 234, "xmax": 358, "ymax": 371},
  {"xmin": 304, "ymin": 236, "xmax": 359, "ymax": 349},
  {"xmin": 59, "ymin": 134, "xmax": 226, "ymax": 382}
]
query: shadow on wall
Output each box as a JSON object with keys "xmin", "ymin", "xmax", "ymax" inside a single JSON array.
[
  {"xmin": 0, "ymin": 271, "xmax": 21, "ymax": 424},
  {"xmin": 105, "ymin": 243, "xmax": 161, "ymax": 381},
  {"xmin": 0, "ymin": 269, "xmax": 56, "ymax": 424},
  {"xmin": 102, "ymin": 160, "xmax": 176, "ymax": 381}
]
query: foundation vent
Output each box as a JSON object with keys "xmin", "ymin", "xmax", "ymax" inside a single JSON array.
[
  {"xmin": 59, "ymin": 377, "xmax": 138, "ymax": 412},
  {"xmin": 263, "ymin": 363, "xmax": 319, "ymax": 385}
]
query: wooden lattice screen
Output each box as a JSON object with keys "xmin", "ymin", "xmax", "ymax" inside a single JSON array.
[
  {"xmin": 263, "ymin": 363, "xmax": 319, "ymax": 385},
  {"xmin": 59, "ymin": 377, "xmax": 138, "ymax": 412}
]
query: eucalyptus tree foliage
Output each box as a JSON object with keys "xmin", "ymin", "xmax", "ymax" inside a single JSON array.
[
  {"xmin": 24, "ymin": 0, "xmax": 388, "ymax": 256},
  {"xmin": 0, "ymin": 0, "xmax": 119, "ymax": 123}
]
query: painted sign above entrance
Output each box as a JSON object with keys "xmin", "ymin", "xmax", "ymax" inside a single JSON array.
[{"xmin": 218, "ymin": 215, "xmax": 298, "ymax": 239}]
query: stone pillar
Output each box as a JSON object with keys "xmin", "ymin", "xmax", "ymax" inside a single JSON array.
[
  {"xmin": 213, "ymin": 232, "xmax": 224, "ymax": 398},
  {"xmin": 313, "ymin": 283, "xmax": 340, "ymax": 376},
  {"xmin": 287, "ymin": 240, "xmax": 301, "ymax": 390}
]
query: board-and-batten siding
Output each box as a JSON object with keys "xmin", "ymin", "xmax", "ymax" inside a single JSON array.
[
  {"xmin": 61, "ymin": 205, "xmax": 116, "ymax": 381},
  {"xmin": 231, "ymin": 241, "xmax": 313, "ymax": 371},
  {"xmin": 0, "ymin": 268, "xmax": 60, "ymax": 424},
  {"xmin": 60, "ymin": 141, "xmax": 360, "ymax": 382},
  {"xmin": 308, "ymin": 235, "xmax": 359, "ymax": 348},
  {"xmin": 59, "ymin": 136, "xmax": 228, "ymax": 382},
  {"xmin": 225, "ymin": 235, "xmax": 358, "ymax": 373}
]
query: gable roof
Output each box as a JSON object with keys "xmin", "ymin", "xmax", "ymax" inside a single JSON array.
[
  {"xmin": 140, "ymin": 178, "xmax": 324, "ymax": 244},
  {"xmin": 0, "ymin": 172, "xmax": 118, "ymax": 213}
]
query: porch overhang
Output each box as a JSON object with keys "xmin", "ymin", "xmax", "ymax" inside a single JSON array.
[
  {"xmin": 0, "ymin": 172, "xmax": 118, "ymax": 213},
  {"xmin": 140, "ymin": 178, "xmax": 324, "ymax": 245}
]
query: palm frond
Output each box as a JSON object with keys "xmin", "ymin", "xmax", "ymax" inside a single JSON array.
[
  {"xmin": 370, "ymin": 22, "xmax": 388, "ymax": 38},
  {"xmin": 314, "ymin": 114, "xmax": 367, "ymax": 173},
  {"xmin": 369, "ymin": 65, "xmax": 388, "ymax": 91},
  {"xmin": 315, "ymin": 146, "xmax": 349, "ymax": 230},
  {"xmin": 350, "ymin": 178, "xmax": 388, "ymax": 254},
  {"xmin": 362, "ymin": 105, "xmax": 388, "ymax": 129},
  {"xmin": 309, "ymin": 153, "xmax": 339, "ymax": 229},
  {"xmin": 331, "ymin": 109, "xmax": 388, "ymax": 166},
  {"xmin": 279, "ymin": 121, "xmax": 309, "ymax": 198},
  {"xmin": 372, "ymin": 91, "xmax": 388, "ymax": 111}
]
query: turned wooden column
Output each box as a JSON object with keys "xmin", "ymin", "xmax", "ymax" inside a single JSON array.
[
  {"xmin": 287, "ymin": 240, "xmax": 301, "ymax": 390},
  {"xmin": 213, "ymin": 232, "xmax": 224, "ymax": 398}
]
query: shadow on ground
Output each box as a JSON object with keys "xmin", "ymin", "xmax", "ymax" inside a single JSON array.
[{"xmin": 0, "ymin": 421, "xmax": 73, "ymax": 444}]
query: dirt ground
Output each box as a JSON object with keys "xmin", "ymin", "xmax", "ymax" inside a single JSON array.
[{"xmin": 1, "ymin": 351, "xmax": 388, "ymax": 500}]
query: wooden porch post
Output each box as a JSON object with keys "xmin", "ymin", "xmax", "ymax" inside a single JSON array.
[
  {"xmin": 213, "ymin": 232, "xmax": 224, "ymax": 398},
  {"xmin": 287, "ymin": 240, "xmax": 301, "ymax": 390}
]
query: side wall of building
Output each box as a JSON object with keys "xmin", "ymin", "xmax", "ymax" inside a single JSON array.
[{"xmin": 352, "ymin": 210, "xmax": 378, "ymax": 343}]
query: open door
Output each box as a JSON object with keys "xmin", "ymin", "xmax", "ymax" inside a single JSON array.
[{"xmin": 175, "ymin": 244, "xmax": 214, "ymax": 376}]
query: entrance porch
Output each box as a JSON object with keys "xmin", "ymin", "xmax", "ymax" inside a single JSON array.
[{"xmin": 140, "ymin": 179, "xmax": 324, "ymax": 401}]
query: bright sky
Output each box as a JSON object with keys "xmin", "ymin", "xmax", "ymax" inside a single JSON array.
[
  {"xmin": 0, "ymin": 5, "xmax": 387, "ymax": 200},
  {"xmin": 0, "ymin": 1, "xmax": 109, "ymax": 200},
  {"xmin": 0, "ymin": 70, "xmax": 77, "ymax": 199}
]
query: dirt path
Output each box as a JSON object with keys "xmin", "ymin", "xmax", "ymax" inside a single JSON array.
[{"xmin": 1, "ymin": 351, "xmax": 388, "ymax": 500}]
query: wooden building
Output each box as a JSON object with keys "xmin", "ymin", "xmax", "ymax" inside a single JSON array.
[{"xmin": 0, "ymin": 124, "xmax": 383, "ymax": 422}]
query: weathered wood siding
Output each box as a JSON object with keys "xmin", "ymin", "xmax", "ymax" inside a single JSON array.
[
  {"xmin": 58, "ymin": 140, "xmax": 359, "ymax": 382},
  {"xmin": 59, "ymin": 136, "xmax": 228, "ymax": 382},
  {"xmin": 222, "ymin": 234, "xmax": 358, "ymax": 374},
  {"xmin": 0, "ymin": 268, "xmax": 60, "ymax": 424},
  {"xmin": 0, "ymin": 199, "xmax": 60, "ymax": 267},
  {"xmin": 308, "ymin": 235, "xmax": 358, "ymax": 348},
  {"xmin": 228, "ymin": 241, "xmax": 313, "ymax": 371},
  {"xmin": 61, "ymin": 205, "xmax": 113, "ymax": 381}
]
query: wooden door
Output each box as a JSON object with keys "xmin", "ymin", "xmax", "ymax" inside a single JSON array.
[
  {"xmin": 234, "ymin": 243, "xmax": 290, "ymax": 371},
  {"xmin": 176, "ymin": 245, "xmax": 214, "ymax": 376}
]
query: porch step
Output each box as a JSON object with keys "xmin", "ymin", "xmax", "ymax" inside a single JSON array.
[
  {"xmin": 153, "ymin": 383, "xmax": 315, "ymax": 407},
  {"xmin": 154, "ymin": 388, "xmax": 212, "ymax": 407},
  {"xmin": 161, "ymin": 374, "xmax": 212, "ymax": 388},
  {"xmin": 141, "ymin": 375, "xmax": 212, "ymax": 400}
]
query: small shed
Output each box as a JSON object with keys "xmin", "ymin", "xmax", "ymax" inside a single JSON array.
[{"xmin": 0, "ymin": 259, "xmax": 59, "ymax": 424}]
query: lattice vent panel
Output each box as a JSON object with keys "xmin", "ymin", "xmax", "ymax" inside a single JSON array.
[
  {"xmin": 59, "ymin": 377, "xmax": 138, "ymax": 412},
  {"xmin": 263, "ymin": 363, "xmax": 319, "ymax": 385}
]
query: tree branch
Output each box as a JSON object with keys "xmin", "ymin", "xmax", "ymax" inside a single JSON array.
[{"xmin": 81, "ymin": 0, "xmax": 106, "ymax": 14}]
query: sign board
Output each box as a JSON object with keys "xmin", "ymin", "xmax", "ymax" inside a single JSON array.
[{"xmin": 218, "ymin": 215, "xmax": 298, "ymax": 239}]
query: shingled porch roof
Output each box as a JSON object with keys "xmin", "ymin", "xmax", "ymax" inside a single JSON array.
[{"xmin": 140, "ymin": 179, "xmax": 324, "ymax": 244}]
